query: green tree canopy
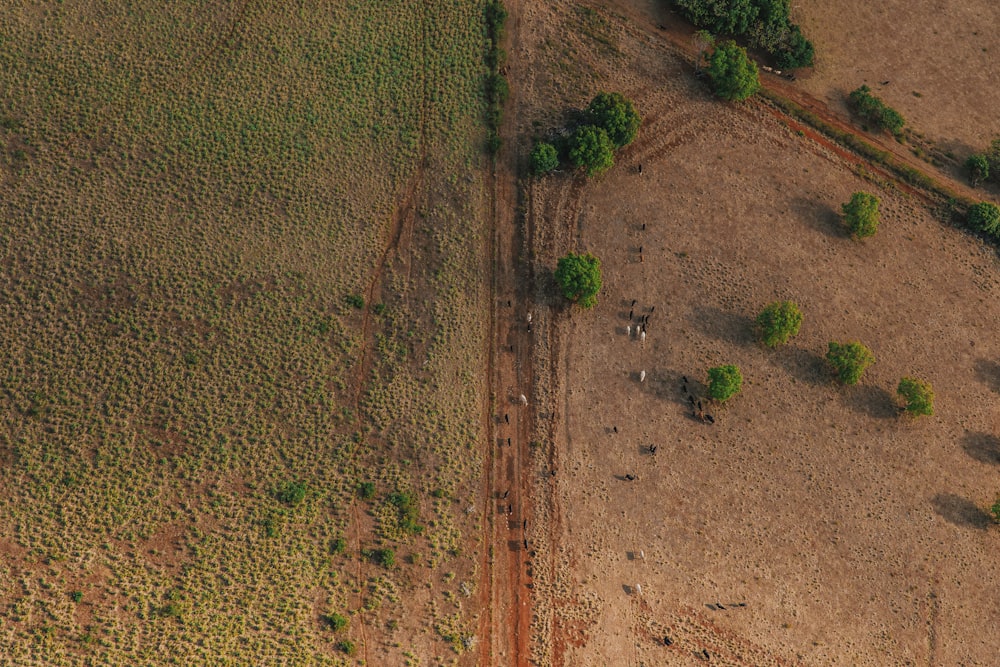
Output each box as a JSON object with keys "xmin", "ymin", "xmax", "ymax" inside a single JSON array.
[
  {"xmin": 586, "ymin": 92, "xmax": 641, "ymax": 148},
  {"xmin": 965, "ymin": 153, "xmax": 990, "ymax": 187},
  {"xmin": 897, "ymin": 377, "xmax": 934, "ymax": 416},
  {"xmin": 529, "ymin": 141, "xmax": 559, "ymax": 175},
  {"xmin": 554, "ymin": 252, "xmax": 603, "ymax": 309},
  {"xmin": 826, "ymin": 341, "xmax": 875, "ymax": 385},
  {"xmin": 707, "ymin": 365, "xmax": 743, "ymax": 401},
  {"xmin": 568, "ymin": 125, "xmax": 614, "ymax": 176},
  {"xmin": 842, "ymin": 191, "xmax": 880, "ymax": 239},
  {"xmin": 756, "ymin": 300, "xmax": 803, "ymax": 347},
  {"xmin": 707, "ymin": 40, "xmax": 760, "ymax": 101},
  {"xmin": 967, "ymin": 201, "xmax": 1000, "ymax": 238}
]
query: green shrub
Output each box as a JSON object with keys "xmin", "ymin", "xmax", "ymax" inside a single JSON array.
[
  {"xmin": 554, "ymin": 252, "xmax": 603, "ymax": 309},
  {"xmin": 345, "ymin": 293, "xmax": 365, "ymax": 309},
  {"xmin": 485, "ymin": 0, "xmax": 508, "ymax": 43},
  {"xmin": 967, "ymin": 201, "xmax": 1000, "ymax": 238},
  {"xmin": 274, "ymin": 480, "xmax": 307, "ymax": 506},
  {"xmin": 826, "ymin": 341, "xmax": 875, "ymax": 385},
  {"xmin": 707, "ymin": 40, "xmax": 760, "ymax": 102},
  {"xmin": 529, "ymin": 142, "xmax": 559, "ymax": 175},
  {"xmin": 706, "ymin": 365, "xmax": 743, "ymax": 401},
  {"xmin": 372, "ymin": 302, "xmax": 386, "ymax": 315},
  {"xmin": 897, "ymin": 377, "xmax": 934, "ymax": 416},
  {"xmin": 336, "ymin": 639, "xmax": 357, "ymax": 656},
  {"xmin": 330, "ymin": 536, "xmax": 348, "ymax": 555},
  {"xmin": 775, "ymin": 24, "xmax": 814, "ymax": 68},
  {"xmin": 323, "ymin": 613, "xmax": 349, "ymax": 632},
  {"xmin": 362, "ymin": 548, "xmax": 396, "ymax": 569},
  {"xmin": 486, "ymin": 130, "xmax": 502, "ymax": 155},
  {"xmin": 965, "ymin": 153, "xmax": 990, "ymax": 186},
  {"xmin": 756, "ymin": 301, "xmax": 802, "ymax": 347},
  {"xmin": 991, "ymin": 497, "xmax": 1000, "ymax": 525},
  {"xmin": 388, "ymin": 491, "xmax": 422, "ymax": 534},
  {"xmin": 586, "ymin": 92, "xmax": 640, "ymax": 148},
  {"xmin": 484, "ymin": 73, "xmax": 509, "ymax": 106},
  {"xmin": 842, "ymin": 191, "xmax": 880, "ymax": 239},
  {"xmin": 568, "ymin": 125, "xmax": 614, "ymax": 176},
  {"xmin": 357, "ymin": 481, "xmax": 376, "ymax": 499},
  {"xmin": 70, "ymin": 591, "xmax": 83, "ymax": 603},
  {"xmin": 848, "ymin": 85, "xmax": 905, "ymax": 135}
]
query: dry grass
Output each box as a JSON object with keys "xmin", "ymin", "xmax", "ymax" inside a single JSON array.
[{"xmin": 0, "ymin": 1, "xmax": 489, "ymax": 664}]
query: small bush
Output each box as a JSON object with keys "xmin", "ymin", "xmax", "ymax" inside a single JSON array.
[
  {"xmin": 848, "ymin": 85, "xmax": 905, "ymax": 135},
  {"xmin": 336, "ymin": 639, "xmax": 357, "ymax": 656},
  {"xmin": 345, "ymin": 293, "xmax": 364, "ymax": 309},
  {"xmin": 897, "ymin": 377, "xmax": 934, "ymax": 416},
  {"xmin": 756, "ymin": 301, "xmax": 802, "ymax": 347},
  {"xmin": 529, "ymin": 141, "xmax": 559, "ymax": 176},
  {"xmin": 323, "ymin": 613, "xmax": 349, "ymax": 632},
  {"xmin": 484, "ymin": 73, "xmax": 509, "ymax": 106},
  {"xmin": 388, "ymin": 491, "xmax": 422, "ymax": 534},
  {"xmin": 362, "ymin": 548, "xmax": 396, "ymax": 569},
  {"xmin": 826, "ymin": 341, "xmax": 875, "ymax": 385},
  {"xmin": 485, "ymin": 130, "xmax": 502, "ymax": 155},
  {"xmin": 330, "ymin": 536, "xmax": 348, "ymax": 555},
  {"xmin": 965, "ymin": 153, "xmax": 990, "ymax": 186},
  {"xmin": 357, "ymin": 481, "xmax": 376, "ymax": 499},
  {"xmin": 842, "ymin": 191, "xmax": 880, "ymax": 239},
  {"xmin": 991, "ymin": 497, "xmax": 1000, "ymax": 525},
  {"xmin": 967, "ymin": 201, "xmax": 1000, "ymax": 238},
  {"xmin": 706, "ymin": 365, "xmax": 743, "ymax": 402},
  {"xmin": 70, "ymin": 591, "xmax": 83, "ymax": 603},
  {"xmin": 274, "ymin": 480, "xmax": 307, "ymax": 506},
  {"xmin": 372, "ymin": 302, "xmax": 386, "ymax": 315}
]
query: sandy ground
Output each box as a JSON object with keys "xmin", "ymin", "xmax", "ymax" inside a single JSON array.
[{"xmin": 513, "ymin": 3, "xmax": 1000, "ymax": 665}]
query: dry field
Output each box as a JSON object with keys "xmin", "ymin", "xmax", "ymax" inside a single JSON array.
[
  {"xmin": 0, "ymin": 1, "xmax": 491, "ymax": 665},
  {"xmin": 510, "ymin": 1, "xmax": 1000, "ymax": 665}
]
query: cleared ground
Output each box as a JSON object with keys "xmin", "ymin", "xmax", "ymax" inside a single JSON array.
[{"xmin": 512, "ymin": 2, "xmax": 1000, "ymax": 665}]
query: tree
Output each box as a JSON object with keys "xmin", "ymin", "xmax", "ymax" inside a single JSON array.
[
  {"xmin": 775, "ymin": 24, "xmax": 814, "ymax": 68},
  {"xmin": 568, "ymin": 125, "xmax": 614, "ymax": 176},
  {"xmin": 707, "ymin": 365, "xmax": 743, "ymax": 401},
  {"xmin": 965, "ymin": 153, "xmax": 990, "ymax": 187},
  {"xmin": 967, "ymin": 201, "xmax": 1000, "ymax": 238},
  {"xmin": 586, "ymin": 92, "xmax": 641, "ymax": 148},
  {"xmin": 756, "ymin": 300, "xmax": 802, "ymax": 347},
  {"xmin": 707, "ymin": 40, "xmax": 760, "ymax": 102},
  {"xmin": 554, "ymin": 252, "xmax": 603, "ymax": 309},
  {"xmin": 897, "ymin": 377, "xmax": 934, "ymax": 416},
  {"xmin": 529, "ymin": 141, "xmax": 559, "ymax": 175},
  {"xmin": 842, "ymin": 191, "xmax": 880, "ymax": 239},
  {"xmin": 826, "ymin": 341, "xmax": 875, "ymax": 385}
]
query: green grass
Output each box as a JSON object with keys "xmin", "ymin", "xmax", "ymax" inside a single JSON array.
[{"xmin": 0, "ymin": 0, "xmax": 489, "ymax": 664}]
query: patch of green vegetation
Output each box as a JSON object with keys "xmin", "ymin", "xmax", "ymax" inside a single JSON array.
[
  {"xmin": 0, "ymin": 0, "xmax": 489, "ymax": 663},
  {"xmin": 848, "ymin": 85, "xmax": 905, "ymax": 136}
]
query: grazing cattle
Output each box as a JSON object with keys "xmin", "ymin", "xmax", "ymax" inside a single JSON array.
[
  {"xmin": 688, "ymin": 395, "xmax": 695, "ymax": 405},
  {"xmin": 640, "ymin": 331, "xmax": 646, "ymax": 345},
  {"xmin": 519, "ymin": 394, "xmax": 528, "ymax": 405},
  {"xmin": 631, "ymin": 299, "xmax": 637, "ymax": 307},
  {"xmin": 705, "ymin": 414, "xmax": 715, "ymax": 424},
  {"xmin": 526, "ymin": 312, "xmax": 532, "ymax": 324},
  {"xmin": 663, "ymin": 636, "xmax": 673, "ymax": 646},
  {"xmin": 523, "ymin": 539, "xmax": 528, "ymax": 549},
  {"xmin": 639, "ymin": 370, "xmax": 646, "ymax": 382},
  {"xmin": 507, "ymin": 504, "xmax": 513, "ymax": 515},
  {"xmin": 629, "ymin": 309, "xmax": 634, "ymax": 320},
  {"xmin": 625, "ymin": 474, "xmax": 636, "ymax": 481},
  {"xmin": 523, "ymin": 519, "xmax": 527, "ymax": 530},
  {"xmin": 649, "ymin": 306, "xmax": 655, "ymax": 314},
  {"xmin": 881, "ymin": 80, "xmax": 890, "ymax": 85},
  {"xmin": 626, "ymin": 324, "xmax": 632, "ymax": 337},
  {"xmin": 507, "ymin": 437, "xmax": 511, "ymax": 446},
  {"xmin": 682, "ymin": 375, "xmax": 688, "ymax": 384},
  {"xmin": 697, "ymin": 400, "xmax": 702, "ymax": 411},
  {"xmin": 504, "ymin": 414, "xmax": 509, "ymax": 424},
  {"xmin": 613, "ymin": 426, "xmax": 618, "ymax": 433},
  {"xmin": 502, "ymin": 490, "xmax": 509, "ymax": 499},
  {"xmin": 648, "ymin": 445, "xmax": 657, "ymax": 454},
  {"xmin": 634, "ymin": 583, "xmax": 642, "ymax": 595},
  {"xmin": 703, "ymin": 649, "xmax": 711, "ymax": 660},
  {"xmin": 642, "ymin": 223, "xmax": 646, "ymax": 231},
  {"xmin": 716, "ymin": 602, "xmax": 725, "ymax": 610}
]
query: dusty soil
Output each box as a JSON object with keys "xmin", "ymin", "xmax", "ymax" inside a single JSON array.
[
  {"xmin": 503, "ymin": 1, "xmax": 1000, "ymax": 665},
  {"xmin": 792, "ymin": 0, "xmax": 1000, "ymax": 156}
]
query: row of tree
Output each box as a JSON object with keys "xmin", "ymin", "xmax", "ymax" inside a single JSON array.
[
  {"xmin": 530, "ymin": 92, "xmax": 642, "ymax": 177},
  {"xmin": 672, "ymin": 0, "xmax": 814, "ymax": 68}
]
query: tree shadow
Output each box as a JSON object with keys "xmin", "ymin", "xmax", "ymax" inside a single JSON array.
[
  {"xmin": 841, "ymin": 385, "xmax": 900, "ymax": 419},
  {"xmin": 689, "ymin": 305, "xmax": 755, "ymax": 346},
  {"xmin": 769, "ymin": 345, "xmax": 830, "ymax": 386},
  {"xmin": 960, "ymin": 432, "xmax": 1000, "ymax": 465},
  {"xmin": 973, "ymin": 358, "xmax": 1000, "ymax": 393},
  {"xmin": 790, "ymin": 195, "xmax": 847, "ymax": 239},
  {"xmin": 931, "ymin": 493, "xmax": 992, "ymax": 530}
]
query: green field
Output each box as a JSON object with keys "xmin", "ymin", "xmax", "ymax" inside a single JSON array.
[{"xmin": 0, "ymin": 1, "xmax": 489, "ymax": 664}]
